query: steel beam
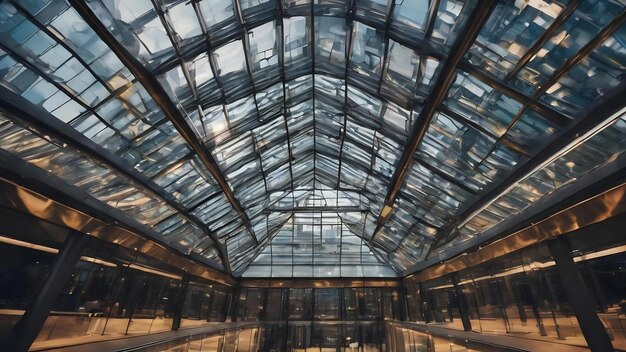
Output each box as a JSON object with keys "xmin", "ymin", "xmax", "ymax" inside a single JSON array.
[
  {"xmin": 418, "ymin": 283, "xmax": 431, "ymax": 323},
  {"xmin": 69, "ymin": 0, "xmax": 258, "ymax": 245},
  {"xmin": 335, "ymin": 0, "xmax": 358, "ymax": 189},
  {"xmin": 459, "ymin": 63, "xmax": 572, "ymax": 127},
  {"xmin": 277, "ymin": 0, "xmax": 296, "ymax": 193},
  {"xmin": 450, "ymin": 273, "xmax": 472, "ymax": 332},
  {"xmin": 229, "ymin": 282, "xmax": 242, "ymax": 322},
  {"xmin": 172, "ymin": 273, "xmax": 190, "ymax": 331},
  {"xmin": 423, "ymin": 0, "xmax": 442, "ymax": 40},
  {"xmin": 547, "ymin": 236, "xmax": 615, "ymax": 352},
  {"xmin": 239, "ymin": 278, "xmax": 401, "ymax": 288},
  {"xmin": 369, "ymin": 1, "xmax": 498, "ymax": 244},
  {"xmin": 311, "ymin": 0, "xmax": 317, "ymax": 192},
  {"xmin": 267, "ymin": 205, "xmax": 366, "ymax": 212}
]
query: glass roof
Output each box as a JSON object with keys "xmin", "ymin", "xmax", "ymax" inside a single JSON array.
[{"xmin": 0, "ymin": 0, "xmax": 624, "ymax": 277}]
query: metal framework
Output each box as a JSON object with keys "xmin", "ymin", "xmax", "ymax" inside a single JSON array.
[
  {"xmin": 69, "ymin": 0, "xmax": 258, "ymax": 246},
  {"xmin": 427, "ymin": 9, "xmax": 626, "ymax": 255},
  {"xmin": 0, "ymin": 0, "xmax": 624, "ymax": 277},
  {"xmin": 369, "ymin": 1, "xmax": 498, "ymax": 243}
]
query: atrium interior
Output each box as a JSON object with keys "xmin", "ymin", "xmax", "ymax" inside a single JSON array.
[{"xmin": 0, "ymin": 0, "xmax": 625, "ymax": 351}]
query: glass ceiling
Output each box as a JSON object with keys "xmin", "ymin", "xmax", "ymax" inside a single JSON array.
[{"xmin": 0, "ymin": 0, "xmax": 624, "ymax": 277}]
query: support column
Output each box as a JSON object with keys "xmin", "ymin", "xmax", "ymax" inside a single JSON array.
[
  {"xmin": 547, "ymin": 236, "xmax": 614, "ymax": 352},
  {"xmin": 418, "ymin": 283, "xmax": 430, "ymax": 323},
  {"xmin": 6, "ymin": 231, "xmax": 89, "ymax": 352},
  {"xmin": 451, "ymin": 273, "xmax": 472, "ymax": 332},
  {"xmin": 260, "ymin": 288, "xmax": 269, "ymax": 321},
  {"xmin": 229, "ymin": 283, "xmax": 241, "ymax": 322},
  {"xmin": 206, "ymin": 288, "xmax": 215, "ymax": 322},
  {"xmin": 172, "ymin": 273, "xmax": 190, "ymax": 331},
  {"xmin": 397, "ymin": 286, "xmax": 408, "ymax": 321},
  {"xmin": 282, "ymin": 288, "xmax": 289, "ymax": 320},
  {"xmin": 221, "ymin": 289, "xmax": 231, "ymax": 322}
]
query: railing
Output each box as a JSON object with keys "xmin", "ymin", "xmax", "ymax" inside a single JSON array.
[
  {"xmin": 31, "ymin": 320, "xmax": 570, "ymax": 352},
  {"xmin": 29, "ymin": 322, "xmax": 257, "ymax": 352}
]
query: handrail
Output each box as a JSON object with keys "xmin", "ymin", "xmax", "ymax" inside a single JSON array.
[
  {"xmin": 37, "ymin": 322, "xmax": 258, "ymax": 352},
  {"xmin": 390, "ymin": 321, "xmax": 590, "ymax": 352}
]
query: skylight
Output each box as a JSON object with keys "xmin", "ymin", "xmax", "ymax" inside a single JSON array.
[{"xmin": 0, "ymin": 0, "xmax": 624, "ymax": 277}]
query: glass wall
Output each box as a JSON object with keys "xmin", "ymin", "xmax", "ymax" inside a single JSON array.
[
  {"xmin": 0, "ymin": 231, "xmax": 233, "ymax": 350},
  {"xmin": 240, "ymin": 288, "xmax": 266, "ymax": 321},
  {"xmin": 422, "ymin": 276, "xmax": 463, "ymax": 329},
  {"xmin": 180, "ymin": 280, "xmax": 230, "ymax": 327},
  {"xmin": 405, "ymin": 222, "xmax": 626, "ymax": 350},
  {"xmin": 406, "ymin": 243, "xmax": 584, "ymax": 342},
  {"xmin": 404, "ymin": 285, "xmax": 424, "ymax": 323},
  {"xmin": 265, "ymin": 288, "xmax": 286, "ymax": 320},
  {"xmin": 388, "ymin": 323, "xmax": 524, "ymax": 352},
  {"xmin": 158, "ymin": 326, "xmax": 261, "ymax": 352},
  {"xmin": 31, "ymin": 238, "xmax": 186, "ymax": 348},
  {"xmin": 152, "ymin": 322, "xmax": 389, "ymax": 352},
  {"xmin": 315, "ymin": 289, "xmax": 341, "ymax": 320},
  {"xmin": 288, "ymin": 288, "xmax": 313, "ymax": 320},
  {"xmin": 236, "ymin": 287, "xmax": 402, "ymax": 322},
  {"xmin": 244, "ymin": 213, "xmax": 397, "ymax": 278}
]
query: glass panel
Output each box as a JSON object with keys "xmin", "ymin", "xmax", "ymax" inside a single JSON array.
[
  {"xmin": 540, "ymin": 22, "xmax": 626, "ymax": 117},
  {"xmin": 247, "ymin": 21, "xmax": 280, "ymax": 87},
  {"xmin": 315, "ymin": 289, "xmax": 341, "ymax": 320},
  {"xmin": 354, "ymin": 0, "xmax": 389, "ymax": 27},
  {"xmin": 350, "ymin": 22, "xmax": 386, "ymax": 86},
  {"xmin": 288, "ymin": 288, "xmax": 313, "ymax": 319},
  {"xmin": 284, "ymin": 16, "xmax": 311, "ymax": 78},
  {"xmin": 381, "ymin": 40, "xmax": 440, "ymax": 105},
  {"xmin": 213, "ymin": 40, "xmax": 252, "ymax": 98},
  {"xmin": 87, "ymin": 0, "xmax": 174, "ymax": 66},
  {"xmin": 467, "ymin": 0, "xmax": 572, "ymax": 79},
  {"xmin": 197, "ymin": 0, "xmax": 238, "ymax": 37},
  {"xmin": 512, "ymin": 0, "xmax": 625, "ymax": 95},
  {"xmin": 315, "ymin": 16, "xmax": 348, "ymax": 75}
]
